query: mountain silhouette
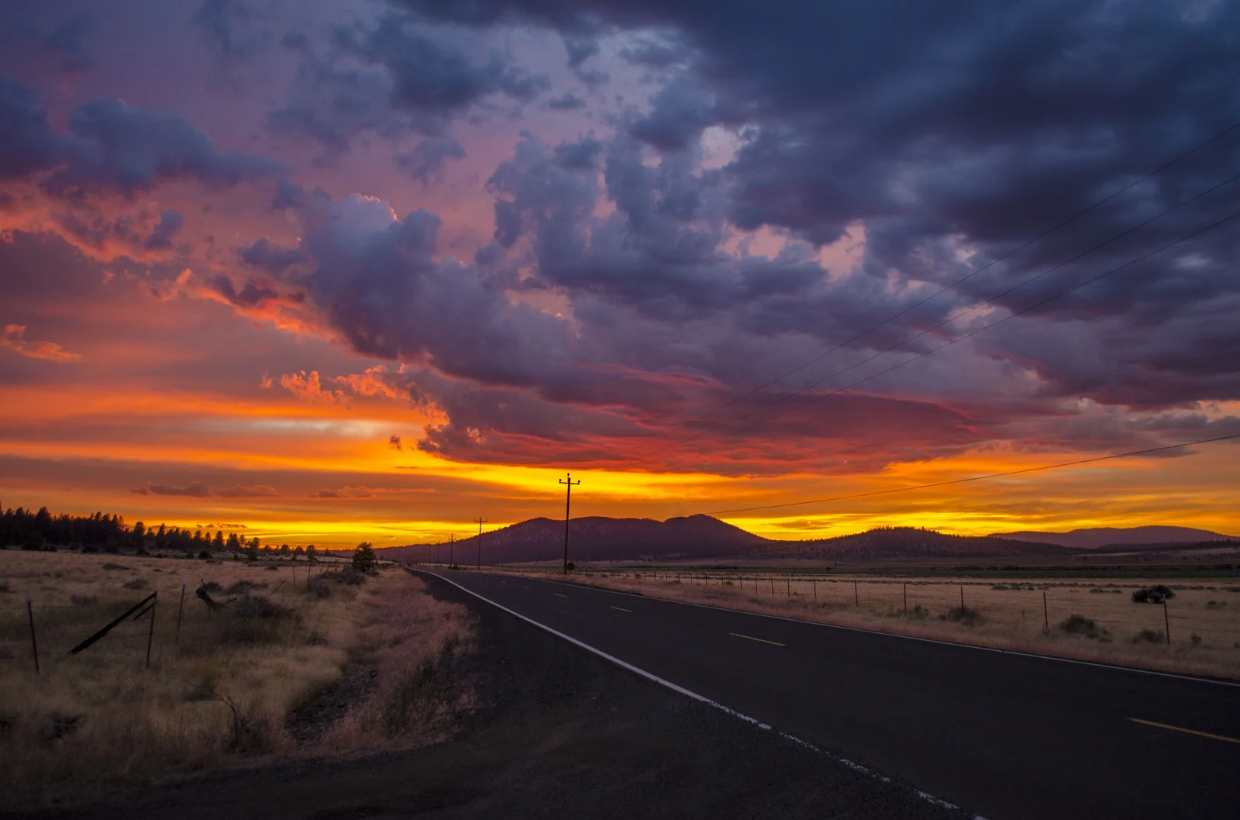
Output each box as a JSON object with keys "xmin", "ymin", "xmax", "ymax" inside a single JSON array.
[{"xmin": 989, "ymin": 525, "xmax": 1238, "ymax": 550}]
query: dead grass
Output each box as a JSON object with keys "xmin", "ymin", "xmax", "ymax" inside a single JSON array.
[
  {"xmin": 508, "ymin": 568, "xmax": 1240, "ymax": 681},
  {"xmin": 0, "ymin": 551, "xmax": 470, "ymax": 809}
]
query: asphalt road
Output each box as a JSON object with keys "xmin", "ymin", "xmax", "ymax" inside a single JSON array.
[{"xmin": 433, "ymin": 570, "xmax": 1240, "ymax": 820}]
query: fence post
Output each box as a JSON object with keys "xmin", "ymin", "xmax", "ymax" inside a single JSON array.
[
  {"xmin": 1043, "ymin": 589, "xmax": 1049, "ymax": 630},
  {"xmin": 770, "ymin": 577, "xmax": 775, "ymax": 595},
  {"xmin": 1163, "ymin": 599, "xmax": 1171, "ymax": 644},
  {"xmin": 960, "ymin": 585, "xmax": 965, "ymax": 609},
  {"xmin": 786, "ymin": 577, "xmax": 790, "ymax": 597},
  {"xmin": 26, "ymin": 592, "xmax": 39, "ymax": 675},
  {"xmin": 146, "ymin": 592, "xmax": 158, "ymax": 669},
  {"xmin": 813, "ymin": 578, "xmax": 817, "ymax": 603},
  {"xmin": 176, "ymin": 581, "xmax": 185, "ymax": 644},
  {"xmin": 854, "ymin": 580, "xmax": 859, "ymax": 606},
  {"xmin": 903, "ymin": 583, "xmax": 907, "ymax": 613}
]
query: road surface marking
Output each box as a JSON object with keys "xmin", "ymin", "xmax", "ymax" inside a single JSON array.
[
  {"xmin": 1129, "ymin": 718, "xmax": 1240, "ymax": 745},
  {"xmin": 425, "ymin": 570, "xmax": 966, "ymax": 816},
  {"xmin": 730, "ymin": 632, "xmax": 785, "ymax": 647},
  {"xmin": 554, "ymin": 593, "xmax": 567, "ymax": 598},
  {"xmin": 611, "ymin": 606, "xmax": 632, "ymax": 613}
]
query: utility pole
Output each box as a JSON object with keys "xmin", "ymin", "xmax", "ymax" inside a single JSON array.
[
  {"xmin": 559, "ymin": 472, "xmax": 581, "ymax": 574},
  {"xmin": 474, "ymin": 518, "xmax": 487, "ymax": 570}
]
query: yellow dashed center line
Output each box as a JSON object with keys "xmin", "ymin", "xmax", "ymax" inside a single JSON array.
[
  {"xmin": 611, "ymin": 606, "xmax": 632, "ymax": 613},
  {"xmin": 729, "ymin": 632, "xmax": 785, "ymax": 647},
  {"xmin": 1129, "ymin": 718, "xmax": 1240, "ymax": 745}
]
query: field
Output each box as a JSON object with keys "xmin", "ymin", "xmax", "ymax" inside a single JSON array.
[
  {"xmin": 0, "ymin": 550, "xmax": 473, "ymax": 810},
  {"xmin": 489, "ymin": 564, "xmax": 1240, "ymax": 680}
]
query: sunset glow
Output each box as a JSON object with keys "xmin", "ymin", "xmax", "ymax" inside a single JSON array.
[{"xmin": 2, "ymin": 1, "xmax": 1238, "ymax": 548}]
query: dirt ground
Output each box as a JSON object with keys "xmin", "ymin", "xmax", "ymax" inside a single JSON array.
[{"xmin": 5, "ymin": 571, "xmax": 968, "ymax": 820}]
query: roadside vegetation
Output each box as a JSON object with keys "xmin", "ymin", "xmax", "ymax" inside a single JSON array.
[
  {"xmin": 494, "ymin": 566, "xmax": 1240, "ymax": 680},
  {"xmin": 0, "ymin": 546, "xmax": 473, "ymax": 810}
]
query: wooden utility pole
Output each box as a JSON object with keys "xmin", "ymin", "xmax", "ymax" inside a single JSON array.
[
  {"xmin": 559, "ymin": 472, "xmax": 581, "ymax": 574},
  {"xmin": 474, "ymin": 518, "xmax": 487, "ymax": 570}
]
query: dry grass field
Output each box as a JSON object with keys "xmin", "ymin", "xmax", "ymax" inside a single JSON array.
[
  {"xmin": 503, "ymin": 567, "xmax": 1240, "ymax": 680},
  {"xmin": 0, "ymin": 550, "xmax": 472, "ymax": 810}
]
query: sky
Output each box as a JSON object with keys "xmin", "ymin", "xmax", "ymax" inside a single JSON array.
[{"xmin": 2, "ymin": 0, "xmax": 1239, "ymax": 548}]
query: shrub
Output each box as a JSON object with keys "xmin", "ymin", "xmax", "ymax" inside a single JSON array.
[
  {"xmin": 70, "ymin": 595, "xmax": 98, "ymax": 606},
  {"xmin": 1132, "ymin": 585, "xmax": 1175, "ymax": 604},
  {"xmin": 318, "ymin": 567, "xmax": 366, "ymax": 586},
  {"xmin": 122, "ymin": 578, "xmax": 148, "ymax": 590},
  {"xmin": 941, "ymin": 606, "xmax": 985, "ymax": 626},
  {"xmin": 1132, "ymin": 629, "xmax": 1166, "ymax": 644},
  {"xmin": 1058, "ymin": 614, "xmax": 1110, "ymax": 641},
  {"xmin": 198, "ymin": 550, "xmax": 211, "ymax": 560},
  {"xmin": 353, "ymin": 542, "xmax": 377, "ymax": 573},
  {"xmin": 1190, "ymin": 633, "xmax": 1202, "ymax": 647},
  {"xmin": 1206, "ymin": 600, "xmax": 1225, "ymax": 610},
  {"xmin": 101, "ymin": 563, "xmax": 129, "ymax": 572}
]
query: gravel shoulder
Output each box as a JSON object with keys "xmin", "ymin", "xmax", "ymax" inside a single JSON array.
[{"xmin": 6, "ymin": 572, "xmax": 968, "ymax": 820}]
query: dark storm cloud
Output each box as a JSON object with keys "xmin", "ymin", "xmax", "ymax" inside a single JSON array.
[
  {"xmin": 0, "ymin": 75, "xmax": 284, "ymax": 196},
  {"xmin": 0, "ymin": 76, "xmax": 61, "ymax": 179},
  {"xmin": 270, "ymin": 14, "xmax": 549, "ymax": 156},
  {"xmin": 41, "ymin": 16, "xmax": 93, "ymax": 74},
  {"xmin": 143, "ymin": 209, "xmax": 184, "ymax": 250},
  {"xmin": 386, "ymin": 0, "xmax": 1240, "ymax": 416},
  {"xmin": 239, "ymin": 237, "xmax": 308, "ymax": 272},
  {"xmin": 545, "ymin": 91, "xmax": 586, "ymax": 111},
  {"xmin": 295, "ymin": 193, "xmax": 577, "ymax": 388},
  {"xmin": 393, "ymin": 137, "xmax": 466, "ymax": 184}
]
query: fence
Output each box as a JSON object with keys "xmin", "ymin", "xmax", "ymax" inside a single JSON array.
[{"xmin": 458, "ymin": 563, "xmax": 1240, "ymax": 650}]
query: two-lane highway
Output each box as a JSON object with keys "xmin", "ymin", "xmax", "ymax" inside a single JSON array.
[{"xmin": 432, "ymin": 570, "xmax": 1240, "ymax": 820}]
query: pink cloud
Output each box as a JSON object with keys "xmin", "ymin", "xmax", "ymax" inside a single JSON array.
[{"xmin": 0, "ymin": 324, "xmax": 83, "ymax": 363}]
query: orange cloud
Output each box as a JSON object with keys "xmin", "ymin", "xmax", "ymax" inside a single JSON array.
[
  {"xmin": 0, "ymin": 324, "xmax": 83, "ymax": 363},
  {"xmin": 278, "ymin": 370, "xmax": 347, "ymax": 403}
]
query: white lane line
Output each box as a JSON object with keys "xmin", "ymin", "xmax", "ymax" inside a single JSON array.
[
  {"xmin": 1129, "ymin": 717, "xmax": 1240, "ymax": 745},
  {"xmin": 554, "ymin": 593, "xmax": 568, "ymax": 598},
  {"xmin": 730, "ymin": 632, "xmax": 785, "ymax": 647},
  {"xmin": 611, "ymin": 606, "xmax": 632, "ymax": 613},
  {"xmin": 427, "ymin": 571, "xmax": 971, "ymax": 817},
  {"xmin": 502, "ymin": 574, "xmax": 1240, "ymax": 689}
]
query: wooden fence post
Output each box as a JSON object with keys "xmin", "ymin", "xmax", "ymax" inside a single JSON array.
[{"xmin": 26, "ymin": 592, "xmax": 39, "ymax": 675}]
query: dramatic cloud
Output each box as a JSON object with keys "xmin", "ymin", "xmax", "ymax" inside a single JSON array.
[
  {"xmin": 132, "ymin": 481, "xmax": 279, "ymax": 498},
  {"xmin": 393, "ymin": 138, "xmax": 465, "ymax": 185},
  {"xmin": 0, "ymin": 324, "xmax": 83, "ymax": 363}
]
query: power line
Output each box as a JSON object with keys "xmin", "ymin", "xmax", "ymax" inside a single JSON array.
[
  {"xmin": 714, "ymin": 203, "xmax": 1240, "ymax": 441},
  {"xmin": 667, "ymin": 120, "xmax": 1240, "ymax": 445},
  {"xmin": 705, "ymin": 433, "xmax": 1240, "ymax": 516}
]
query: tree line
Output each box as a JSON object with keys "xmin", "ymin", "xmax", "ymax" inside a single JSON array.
[{"xmin": 0, "ymin": 504, "xmax": 316, "ymax": 560}]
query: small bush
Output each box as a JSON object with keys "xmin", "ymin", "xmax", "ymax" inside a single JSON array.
[
  {"xmin": 305, "ymin": 579, "xmax": 332, "ymax": 599},
  {"xmin": 0, "ymin": 583, "xmax": 10, "ymax": 594},
  {"xmin": 198, "ymin": 550, "xmax": 211, "ymax": 560},
  {"xmin": 101, "ymin": 563, "xmax": 129, "ymax": 572},
  {"xmin": 201, "ymin": 581, "xmax": 223, "ymax": 593},
  {"xmin": 1132, "ymin": 629, "xmax": 1167, "ymax": 644},
  {"xmin": 1206, "ymin": 600, "xmax": 1225, "ymax": 610},
  {"xmin": 1058, "ymin": 614, "xmax": 1110, "ymax": 641},
  {"xmin": 122, "ymin": 578, "xmax": 148, "ymax": 590},
  {"xmin": 1132, "ymin": 585, "xmax": 1175, "ymax": 604},
  {"xmin": 264, "ymin": 565, "xmax": 280, "ymax": 572},
  {"xmin": 70, "ymin": 595, "xmax": 98, "ymax": 606},
  {"xmin": 318, "ymin": 568, "xmax": 366, "ymax": 586},
  {"xmin": 941, "ymin": 606, "xmax": 985, "ymax": 626},
  {"xmin": 1190, "ymin": 633, "xmax": 1202, "ymax": 647}
]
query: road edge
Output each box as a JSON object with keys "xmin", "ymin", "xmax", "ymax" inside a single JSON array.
[{"xmin": 419, "ymin": 569, "xmax": 981, "ymax": 820}]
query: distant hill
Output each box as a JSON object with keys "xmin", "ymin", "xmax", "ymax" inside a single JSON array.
[
  {"xmin": 382, "ymin": 515, "xmax": 768, "ymax": 565},
  {"xmin": 739, "ymin": 527, "xmax": 1073, "ymax": 561},
  {"xmin": 989, "ymin": 525, "xmax": 1238, "ymax": 550}
]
